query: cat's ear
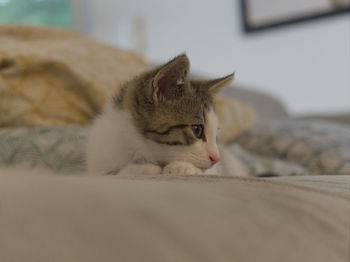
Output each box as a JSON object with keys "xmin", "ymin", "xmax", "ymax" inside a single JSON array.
[
  {"xmin": 194, "ymin": 73, "xmax": 234, "ymax": 94},
  {"xmin": 151, "ymin": 54, "xmax": 190, "ymax": 104}
]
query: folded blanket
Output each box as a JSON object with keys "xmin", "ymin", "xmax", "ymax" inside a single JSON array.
[{"xmin": 0, "ymin": 24, "xmax": 150, "ymax": 126}]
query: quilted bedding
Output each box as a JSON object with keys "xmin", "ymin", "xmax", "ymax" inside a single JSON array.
[{"xmin": 0, "ymin": 126, "xmax": 307, "ymax": 176}]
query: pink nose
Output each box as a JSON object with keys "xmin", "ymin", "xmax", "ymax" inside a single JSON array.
[{"xmin": 209, "ymin": 155, "xmax": 220, "ymax": 165}]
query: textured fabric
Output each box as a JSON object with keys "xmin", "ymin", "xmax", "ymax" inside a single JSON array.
[
  {"xmin": 0, "ymin": 24, "xmax": 150, "ymax": 126},
  {"xmin": 0, "ymin": 173, "xmax": 349, "ymax": 262},
  {"xmin": 227, "ymin": 144, "xmax": 307, "ymax": 176},
  {"xmin": 0, "ymin": 126, "xmax": 86, "ymax": 173},
  {"xmin": 236, "ymin": 119, "xmax": 350, "ymax": 175},
  {"xmin": 300, "ymin": 113, "xmax": 350, "ymax": 125},
  {"xmin": 0, "ymin": 126, "xmax": 309, "ymax": 176},
  {"xmin": 274, "ymin": 175, "xmax": 350, "ymax": 195}
]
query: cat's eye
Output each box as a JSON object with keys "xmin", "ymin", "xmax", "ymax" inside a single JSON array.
[{"xmin": 191, "ymin": 124, "xmax": 204, "ymax": 139}]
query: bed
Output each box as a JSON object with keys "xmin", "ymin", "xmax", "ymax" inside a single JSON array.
[{"xmin": 1, "ymin": 25, "xmax": 349, "ymax": 262}]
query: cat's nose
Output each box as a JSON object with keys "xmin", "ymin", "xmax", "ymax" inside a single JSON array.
[{"xmin": 209, "ymin": 155, "xmax": 220, "ymax": 165}]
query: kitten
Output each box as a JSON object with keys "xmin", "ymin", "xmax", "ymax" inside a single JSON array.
[{"xmin": 86, "ymin": 54, "xmax": 233, "ymax": 175}]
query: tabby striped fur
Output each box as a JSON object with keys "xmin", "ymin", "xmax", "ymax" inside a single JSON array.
[{"xmin": 87, "ymin": 54, "xmax": 233, "ymax": 175}]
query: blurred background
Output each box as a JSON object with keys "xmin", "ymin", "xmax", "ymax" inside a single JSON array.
[{"xmin": 1, "ymin": 0, "xmax": 349, "ymax": 115}]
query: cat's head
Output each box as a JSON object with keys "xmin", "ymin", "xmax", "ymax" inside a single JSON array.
[{"xmin": 118, "ymin": 54, "xmax": 233, "ymax": 170}]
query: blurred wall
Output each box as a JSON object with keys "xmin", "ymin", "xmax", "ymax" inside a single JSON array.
[{"xmin": 80, "ymin": 0, "xmax": 350, "ymax": 115}]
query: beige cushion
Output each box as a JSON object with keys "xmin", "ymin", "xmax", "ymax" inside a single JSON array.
[
  {"xmin": 0, "ymin": 173, "xmax": 348, "ymax": 262},
  {"xmin": 0, "ymin": 24, "xmax": 150, "ymax": 126},
  {"xmin": 214, "ymin": 96, "xmax": 255, "ymax": 144}
]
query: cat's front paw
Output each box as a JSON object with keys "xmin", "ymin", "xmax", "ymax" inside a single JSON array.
[{"xmin": 163, "ymin": 161, "xmax": 203, "ymax": 175}]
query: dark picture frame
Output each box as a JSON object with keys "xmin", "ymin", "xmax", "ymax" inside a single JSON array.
[{"xmin": 241, "ymin": 0, "xmax": 350, "ymax": 33}]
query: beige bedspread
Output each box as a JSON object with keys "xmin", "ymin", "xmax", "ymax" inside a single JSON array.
[{"xmin": 0, "ymin": 172, "xmax": 349, "ymax": 262}]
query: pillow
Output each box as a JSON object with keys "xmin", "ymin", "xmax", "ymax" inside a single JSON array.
[
  {"xmin": 235, "ymin": 119, "xmax": 350, "ymax": 175},
  {"xmin": 214, "ymin": 95, "xmax": 255, "ymax": 144}
]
